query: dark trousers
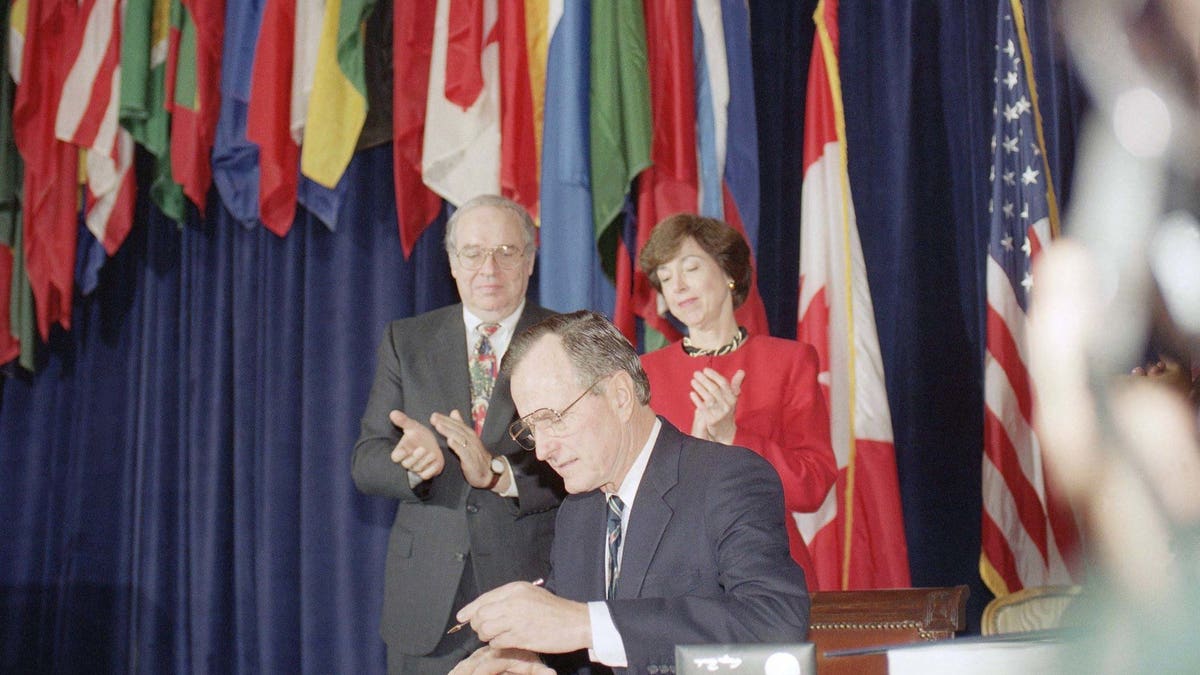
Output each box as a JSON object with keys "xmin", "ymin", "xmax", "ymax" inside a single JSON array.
[{"xmin": 387, "ymin": 555, "xmax": 482, "ymax": 675}]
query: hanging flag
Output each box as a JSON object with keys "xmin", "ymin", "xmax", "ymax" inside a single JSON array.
[
  {"xmin": 587, "ymin": 0, "xmax": 650, "ymax": 262},
  {"xmin": 54, "ymin": 0, "xmax": 127, "ymax": 299},
  {"xmin": 444, "ymin": 0, "xmax": 486, "ymax": 109},
  {"xmin": 120, "ymin": 0, "xmax": 186, "ymax": 223},
  {"xmin": 12, "ymin": 0, "xmax": 81, "ymax": 339},
  {"xmin": 694, "ymin": 1, "xmax": 725, "ymax": 220},
  {"xmin": 212, "ymin": 0, "xmax": 266, "ymax": 227},
  {"xmin": 79, "ymin": 132, "xmax": 135, "ymax": 271},
  {"xmin": 0, "ymin": 212, "xmax": 34, "ymax": 371},
  {"xmin": 1, "ymin": 11, "xmax": 15, "ymax": 363},
  {"xmin": 611, "ymin": 0, "xmax": 691, "ymax": 345},
  {"xmin": 54, "ymin": 0, "xmax": 136, "ymax": 284},
  {"xmin": 56, "ymin": 0, "xmax": 123, "ymax": 160},
  {"xmin": 612, "ymin": 0, "xmax": 766, "ymax": 346},
  {"xmin": 247, "ymin": 0, "xmax": 345, "ymax": 235},
  {"xmin": 292, "ymin": 0, "xmax": 322, "ymax": 143},
  {"xmin": 588, "ymin": 0, "xmax": 650, "ymax": 242},
  {"xmin": 2, "ymin": 10, "xmax": 33, "ymax": 369},
  {"xmin": 391, "ymin": 0, "xmax": 440, "ymax": 255},
  {"xmin": 422, "ymin": 0, "xmax": 500, "ymax": 206},
  {"xmin": 300, "ymin": 0, "xmax": 376, "ymax": 188},
  {"xmin": 980, "ymin": 0, "xmax": 1080, "ymax": 597},
  {"xmin": 7, "ymin": 0, "xmax": 25, "ymax": 74},
  {"xmin": 289, "ymin": 0, "xmax": 346, "ymax": 230},
  {"xmin": 356, "ymin": 0, "xmax": 392, "ymax": 151},
  {"xmin": 296, "ymin": 174, "xmax": 346, "ymax": 230},
  {"xmin": 247, "ymin": 0, "xmax": 298, "ymax": 236},
  {"xmin": 524, "ymin": 0, "xmax": 549, "ymax": 194},
  {"xmin": 497, "ymin": 0, "xmax": 538, "ymax": 217},
  {"xmin": 537, "ymin": 0, "xmax": 614, "ymax": 316},
  {"xmin": 0, "ymin": 241, "xmax": 16, "ymax": 365},
  {"xmin": 692, "ymin": 0, "xmax": 768, "ymax": 337},
  {"xmin": 166, "ymin": 0, "xmax": 225, "ymax": 212},
  {"xmin": 796, "ymin": 0, "xmax": 910, "ymax": 590},
  {"xmin": 715, "ymin": 0, "xmax": 759, "ymax": 250}
]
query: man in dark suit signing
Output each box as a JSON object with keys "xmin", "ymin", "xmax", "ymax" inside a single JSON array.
[
  {"xmin": 450, "ymin": 311, "xmax": 809, "ymax": 675},
  {"xmin": 352, "ymin": 195, "xmax": 564, "ymax": 674}
]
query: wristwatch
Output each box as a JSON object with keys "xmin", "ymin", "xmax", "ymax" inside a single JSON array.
[{"xmin": 485, "ymin": 456, "xmax": 506, "ymax": 490}]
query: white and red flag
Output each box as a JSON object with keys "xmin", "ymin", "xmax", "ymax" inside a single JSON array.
[
  {"xmin": 796, "ymin": 0, "xmax": 911, "ymax": 590},
  {"xmin": 421, "ymin": 0, "xmax": 501, "ymax": 207},
  {"xmin": 55, "ymin": 0, "xmax": 135, "ymax": 256}
]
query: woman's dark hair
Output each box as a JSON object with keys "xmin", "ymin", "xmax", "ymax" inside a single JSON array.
[{"xmin": 637, "ymin": 213, "xmax": 752, "ymax": 309}]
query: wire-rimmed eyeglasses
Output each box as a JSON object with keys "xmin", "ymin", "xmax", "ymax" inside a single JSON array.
[
  {"xmin": 450, "ymin": 244, "xmax": 529, "ymax": 271},
  {"xmin": 508, "ymin": 378, "xmax": 606, "ymax": 450}
]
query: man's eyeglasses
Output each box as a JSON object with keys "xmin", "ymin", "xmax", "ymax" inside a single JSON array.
[
  {"xmin": 508, "ymin": 378, "xmax": 606, "ymax": 450},
  {"xmin": 451, "ymin": 244, "xmax": 529, "ymax": 271}
]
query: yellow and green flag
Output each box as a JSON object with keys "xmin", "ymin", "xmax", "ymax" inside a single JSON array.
[{"xmin": 301, "ymin": 0, "xmax": 377, "ymax": 188}]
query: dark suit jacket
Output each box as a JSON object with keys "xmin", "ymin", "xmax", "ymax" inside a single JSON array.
[
  {"xmin": 351, "ymin": 303, "xmax": 564, "ymax": 655},
  {"xmin": 548, "ymin": 419, "xmax": 809, "ymax": 674}
]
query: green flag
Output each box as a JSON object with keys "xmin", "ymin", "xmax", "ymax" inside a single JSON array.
[
  {"xmin": 589, "ymin": 0, "xmax": 651, "ymax": 251},
  {"xmin": 120, "ymin": 0, "xmax": 186, "ymax": 222},
  {"xmin": 1, "ymin": 6, "xmax": 35, "ymax": 371}
]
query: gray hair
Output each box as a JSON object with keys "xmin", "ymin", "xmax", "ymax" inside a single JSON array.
[
  {"xmin": 503, "ymin": 311, "xmax": 652, "ymax": 405},
  {"xmin": 444, "ymin": 194, "xmax": 537, "ymax": 251}
]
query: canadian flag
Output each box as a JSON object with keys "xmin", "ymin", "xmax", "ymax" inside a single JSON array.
[{"xmin": 796, "ymin": 0, "xmax": 910, "ymax": 590}]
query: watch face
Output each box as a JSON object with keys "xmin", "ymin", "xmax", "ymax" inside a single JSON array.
[{"xmin": 491, "ymin": 457, "xmax": 506, "ymax": 474}]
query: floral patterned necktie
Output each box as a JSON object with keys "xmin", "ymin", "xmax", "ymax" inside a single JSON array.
[{"xmin": 469, "ymin": 323, "xmax": 501, "ymax": 435}]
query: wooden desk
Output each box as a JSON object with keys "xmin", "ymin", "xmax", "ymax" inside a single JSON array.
[{"xmin": 808, "ymin": 585, "xmax": 969, "ymax": 675}]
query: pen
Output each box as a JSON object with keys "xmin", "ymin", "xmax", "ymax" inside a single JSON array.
[{"xmin": 445, "ymin": 578, "xmax": 544, "ymax": 634}]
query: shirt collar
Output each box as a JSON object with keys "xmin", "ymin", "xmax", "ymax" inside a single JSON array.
[
  {"xmin": 462, "ymin": 301, "xmax": 525, "ymax": 336},
  {"xmin": 613, "ymin": 418, "xmax": 661, "ymax": 512}
]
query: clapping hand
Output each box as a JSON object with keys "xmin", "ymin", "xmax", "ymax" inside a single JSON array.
[
  {"xmin": 389, "ymin": 409, "xmax": 492, "ymax": 487},
  {"xmin": 389, "ymin": 410, "xmax": 447, "ymax": 480},
  {"xmin": 689, "ymin": 368, "xmax": 745, "ymax": 444},
  {"xmin": 431, "ymin": 409, "xmax": 495, "ymax": 488}
]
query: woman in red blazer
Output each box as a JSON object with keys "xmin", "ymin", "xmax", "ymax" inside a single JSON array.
[{"xmin": 638, "ymin": 214, "xmax": 837, "ymax": 582}]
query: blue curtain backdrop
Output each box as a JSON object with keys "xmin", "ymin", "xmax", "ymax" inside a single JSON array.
[
  {"xmin": 0, "ymin": 2, "xmax": 1082, "ymax": 671},
  {"xmin": 839, "ymin": 0, "xmax": 1081, "ymax": 626}
]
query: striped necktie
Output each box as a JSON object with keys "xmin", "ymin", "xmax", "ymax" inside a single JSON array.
[
  {"xmin": 469, "ymin": 323, "xmax": 501, "ymax": 435},
  {"xmin": 606, "ymin": 495, "xmax": 625, "ymax": 599}
]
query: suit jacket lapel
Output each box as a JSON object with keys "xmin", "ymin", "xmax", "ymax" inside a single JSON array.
[
  {"xmin": 615, "ymin": 421, "xmax": 680, "ymax": 599},
  {"xmin": 580, "ymin": 492, "xmax": 610, "ymax": 601},
  {"xmin": 434, "ymin": 307, "xmax": 473, "ymax": 421}
]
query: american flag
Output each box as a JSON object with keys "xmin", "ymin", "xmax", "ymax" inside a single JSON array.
[{"xmin": 979, "ymin": 0, "xmax": 1081, "ymax": 597}]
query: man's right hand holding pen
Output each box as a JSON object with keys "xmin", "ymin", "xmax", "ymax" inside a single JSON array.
[
  {"xmin": 446, "ymin": 578, "xmax": 545, "ymax": 635},
  {"xmin": 447, "ymin": 577, "xmax": 593, "ymax": 667}
]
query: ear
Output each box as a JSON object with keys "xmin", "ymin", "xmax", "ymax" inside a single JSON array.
[
  {"xmin": 606, "ymin": 371, "xmax": 637, "ymax": 423},
  {"xmin": 524, "ymin": 250, "xmax": 536, "ymax": 276}
]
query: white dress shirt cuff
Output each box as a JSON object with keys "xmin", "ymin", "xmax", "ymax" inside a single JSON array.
[
  {"xmin": 411, "ymin": 459, "xmax": 519, "ymax": 496},
  {"xmin": 495, "ymin": 456, "xmax": 520, "ymax": 498},
  {"xmin": 586, "ymin": 601, "xmax": 628, "ymax": 667}
]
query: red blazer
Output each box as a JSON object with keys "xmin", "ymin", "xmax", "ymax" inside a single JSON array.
[{"xmin": 641, "ymin": 335, "xmax": 837, "ymax": 579}]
